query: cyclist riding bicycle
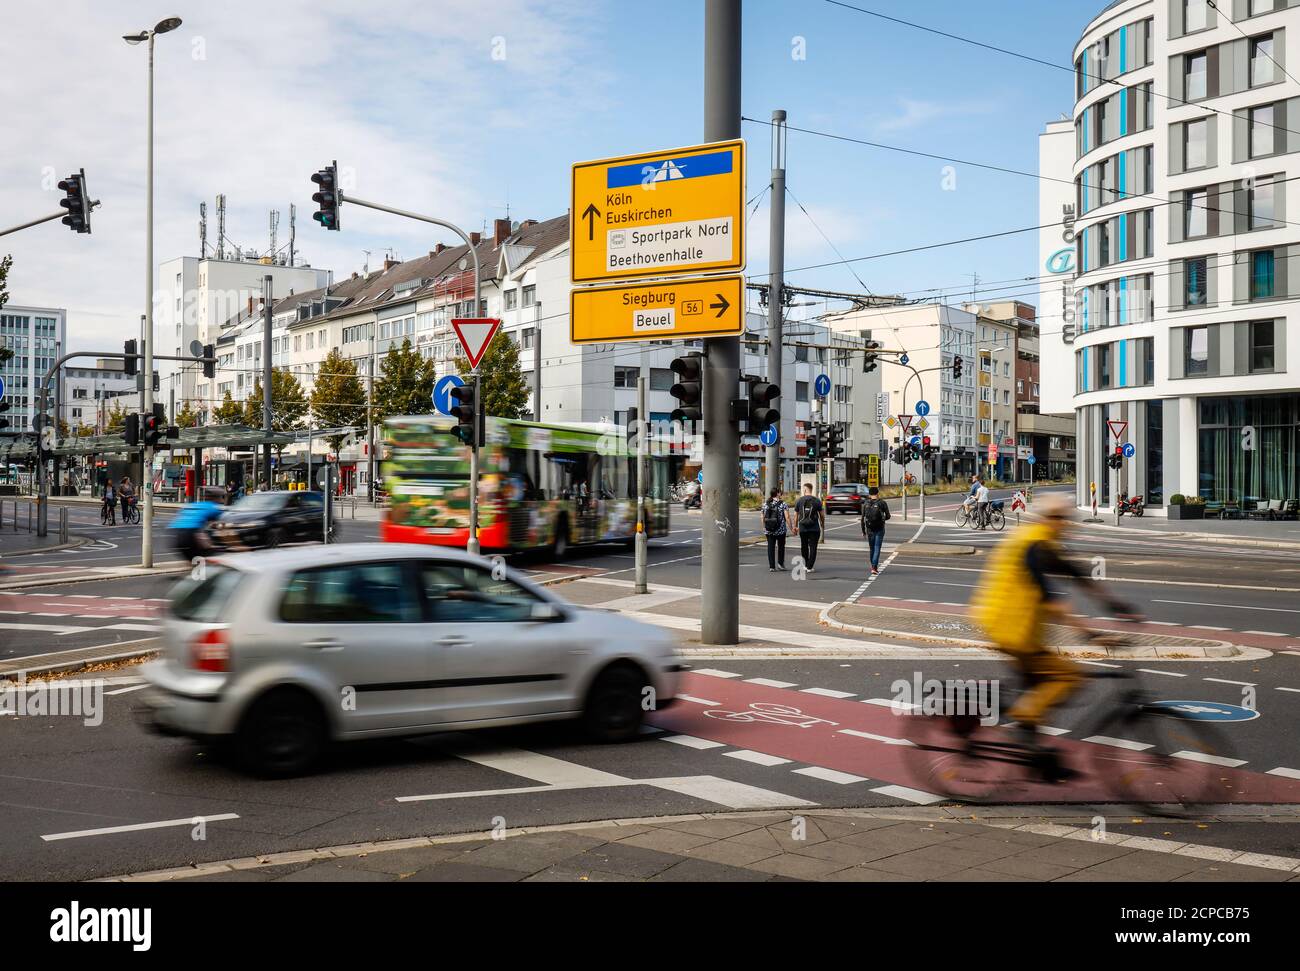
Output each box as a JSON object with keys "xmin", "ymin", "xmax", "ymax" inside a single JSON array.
[
  {"xmin": 102, "ymin": 478, "xmax": 117, "ymax": 525},
  {"xmin": 119, "ymin": 475, "xmax": 136, "ymax": 524},
  {"xmin": 970, "ymin": 493, "xmax": 1141, "ymax": 780}
]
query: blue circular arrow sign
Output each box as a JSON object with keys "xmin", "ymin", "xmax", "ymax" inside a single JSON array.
[
  {"xmin": 433, "ymin": 374, "xmax": 465, "ymax": 416},
  {"xmin": 1147, "ymin": 700, "xmax": 1260, "ymax": 722},
  {"xmin": 915, "ymin": 400, "xmax": 930, "ymax": 417},
  {"xmin": 0, "ymin": 375, "xmax": 6, "ymax": 400},
  {"xmin": 759, "ymin": 425, "xmax": 778, "ymax": 446},
  {"xmin": 909, "ymin": 435, "xmax": 922, "ymax": 447},
  {"xmin": 814, "ymin": 374, "xmax": 831, "ymax": 398},
  {"xmin": 1122, "ymin": 442, "xmax": 1136, "ymax": 458}
]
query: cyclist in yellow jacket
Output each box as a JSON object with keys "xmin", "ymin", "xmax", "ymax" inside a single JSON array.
[{"xmin": 971, "ymin": 493, "xmax": 1140, "ymax": 777}]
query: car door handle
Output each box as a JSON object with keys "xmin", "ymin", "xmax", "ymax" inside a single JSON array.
[
  {"xmin": 303, "ymin": 638, "xmax": 341, "ymax": 650},
  {"xmin": 438, "ymin": 635, "xmax": 469, "ymax": 647}
]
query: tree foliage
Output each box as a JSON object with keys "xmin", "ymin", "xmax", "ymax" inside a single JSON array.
[
  {"xmin": 244, "ymin": 368, "xmax": 309, "ymax": 460},
  {"xmin": 374, "ymin": 338, "xmax": 436, "ymax": 424},
  {"xmin": 213, "ymin": 390, "xmax": 243, "ymax": 425},
  {"xmin": 104, "ymin": 399, "xmax": 127, "ymax": 433},
  {"xmin": 311, "ymin": 348, "xmax": 368, "ymax": 452},
  {"xmin": 456, "ymin": 331, "xmax": 529, "ymax": 419},
  {"xmin": 175, "ymin": 399, "xmax": 201, "ymax": 429},
  {"xmin": 0, "ymin": 254, "xmax": 12, "ymax": 366}
]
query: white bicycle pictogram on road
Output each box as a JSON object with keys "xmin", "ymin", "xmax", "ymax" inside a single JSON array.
[{"xmin": 703, "ymin": 702, "xmax": 839, "ymax": 729}]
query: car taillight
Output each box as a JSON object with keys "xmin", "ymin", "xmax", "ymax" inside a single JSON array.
[{"xmin": 190, "ymin": 628, "xmax": 230, "ymax": 672}]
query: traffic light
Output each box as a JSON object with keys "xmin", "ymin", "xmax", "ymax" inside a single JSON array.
[
  {"xmin": 669, "ymin": 352, "xmax": 703, "ymax": 424},
  {"xmin": 201, "ymin": 343, "xmax": 215, "ymax": 380},
  {"xmin": 58, "ymin": 169, "xmax": 91, "ymax": 234},
  {"xmin": 143, "ymin": 402, "xmax": 167, "ymax": 447},
  {"xmin": 449, "ymin": 378, "xmax": 478, "ymax": 446},
  {"xmin": 826, "ymin": 425, "xmax": 844, "ymax": 459},
  {"xmin": 311, "ymin": 162, "xmax": 340, "ymax": 230},
  {"xmin": 0, "ymin": 399, "xmax": 9, "ymax": 431},
  {"xmin": 863, "ymin": 340, "xmax": 881, "ymax": 373},
  {"xmin": 952, "ymin": 355, "xmax": 964, "ymax": 379},
  {"xmin": 1108, "ymin": 445, "xmax": 1124, "ymax": 470},
  {"xmin": 807, "ymin": 426, "xmax": 821, "ymax": 461},
  {"xmin": 922, "ymin": 435, "xmax": 938, "ymax": 461},
  {"xmin": 747, "ymin": 379, "xmax": 780, "ymax": 432},
  {"xmin": 123, "ymin": 339, "xmax": 138, "ymax": 378},
  {"xmin": 124, "ymin": 412, "xmax": 140, "ymax": 447}
]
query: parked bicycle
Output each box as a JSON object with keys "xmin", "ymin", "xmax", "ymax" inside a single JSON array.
[{"xmin": 903, "ymin": 661, "xmax": 1234, "ymax": 815}]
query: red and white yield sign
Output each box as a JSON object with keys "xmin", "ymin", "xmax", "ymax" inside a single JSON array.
[
  {"xmin": 451, "ymin": 317, "xmax": 502, "ymax": 370},
  {"xmin": 1106, "ymin": 419, "xmax": 1129, "ymax": 441}
]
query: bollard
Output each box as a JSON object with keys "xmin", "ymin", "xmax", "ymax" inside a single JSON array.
[
  {"xmin": 28, "ymin": 501, "xmax": 33, "ymax": 533},
  {"xmin": 59, "ymin": 506, "xmax": 69, "ymax": 544}
]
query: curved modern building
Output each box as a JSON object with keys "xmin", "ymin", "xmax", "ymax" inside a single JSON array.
[{"xmin": 1040, "ymin": 0, "xmax": 1300, "ymax": 512}]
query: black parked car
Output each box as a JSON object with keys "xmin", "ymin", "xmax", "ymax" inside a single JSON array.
[
  {"xmin": 824, "ymin": 483, "xmax": 872, "ymax": 515},
  {"xmin": 208, "ymin": 490, "xmax": 335, "ymax": 550}
]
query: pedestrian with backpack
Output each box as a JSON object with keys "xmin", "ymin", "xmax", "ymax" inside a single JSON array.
[
  {"xmin": 860, "ymin": 486, "xmax": 891, "ymax": 574},
  {"xmin": 793, "ymin": 483, "xmax": 825, "ymax": 572},
  {"xmin": 760, "ymin": 488, "xmax": 789, "ymax": 572}
]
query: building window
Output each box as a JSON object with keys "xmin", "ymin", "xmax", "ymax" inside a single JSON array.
[
  {"xmin": 614, "ymin": 365, "xmax": 639, "ymax": 388},
  {"xmin": 1251, "ymin": 249, "xmax": 1276, "ymax": 299},
  {"xmin": 1250, "ymin": 319, "xmax": 1275, "ymax": 371},
  {"xmin": 1185, "ymin": 51, "xmax": 1207, "ymax": 100},
  {"xmin": 649, "ymin": 367, "xmax": 673, "ymax": 391},
  {"xmin": 1185, "ymin": 118, "xmax": 1209, "ymax": 169},
  {"xmin": 1249, "ymin": 176, "xmax": 1276, "ymax": 229},
  {"xmin": 1146, "ymin": 399, "xmax": 1164, "ymax": 506},
  {"xmin": 504, "ymin": 289, "xmax": 518, "ymax": 310},
  {"xmin": 521, "ymin": 327, "xmax": 535, "ymax": 350},
  {"xmin": 522, "ymin": 285, "xmax": 536, "ymax": 307},
  {"xmin": 1186, "ymin": 257, "xmax": 1208, "ymax": 306},
  {"xmin": 1098, "ymin": 343, "xmax": 1112, "ymax": 388},
  {"xmin": 1185, "ymin": 188, "xmax": 1208, "ymax": 237},
  {"xmin": 1251, "ymin": 34, "xmax": 1275, "ymax": 87},
  {"xmin": 1141, "ymin": 337, "xmax": 1155, "ymax": 385},
  {"xmin": 1250, "ymin": 104, "xmax": 1275, "ymax": 158},
  {"xmin": 795, "ymin": 344, "xmax": 809, "ymax": 362},
  {"xmin": 796, "ymin": 380, "xmax": 809, "ymax": 403},
  {"xmin": 1185, "ymin": 0, "xmax": 1208, "ymax": 31},
  {"xmin": 1185, "ymin": 326, "xmax": 1209, "ymax": 375},
  {"xmin": 1250, "ymin": 0, "xmax": 1276, "ymax": 14}
]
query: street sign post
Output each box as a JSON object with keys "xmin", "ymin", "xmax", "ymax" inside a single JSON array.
[
  {"xmin": 867, "ymin": 453, "xmax": 880, "ymax": 488},
  {"xmin": 451, "ymin": 317, "xmax": 500, "ymax": 559},
  {"xmin": 1106, "ymin": 419, "xmax": 1129, "ymax": 441},
  {"xmin": 433, "ymin": 374, "xmax": 465, "ymax": 417},
  {"xmin": 570, "ymin": 274, "xmax": 743, "ymax": 344},
  {"xmin": 570, "ymin": 140, "xmax": 746, "ymax": 284},
  {"xmin": 814, "ymin": 374, "xmax": 831, "ymax": 398},
  {"xmin": 451, "ymin": 318, "xmax": 501, "ymax": 369},
  {"xmin": 1122, "ymin": 442, "xmax": 1136, "ymax": 459},
  {"xmin": 759, "ymin": 425, "xmax": 778, "ymax": 447},
  {"xmin": 914, "ymin": 399, "xmax": 930, "ymax": 417}
]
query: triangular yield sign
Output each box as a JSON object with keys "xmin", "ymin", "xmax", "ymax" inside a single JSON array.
[
  {"xmin": 897, "ymin": 414, "xmax": 913, "ymax": 432},
  {"xmin": 451, "ymin": 317, "xmax": 502, "ymax": 370},
  {"xmin": 1106, "ymin": 419, "xmax": 1128, "ymax": 441}
]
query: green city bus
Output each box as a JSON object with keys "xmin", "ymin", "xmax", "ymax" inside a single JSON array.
[{"xmin": 381, "ymin": 415, "xmax": 673, "ymax": 556}]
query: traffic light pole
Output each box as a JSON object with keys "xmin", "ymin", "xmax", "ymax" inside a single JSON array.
[
  {"xmin": 333, "ymin": 193, "xmax": 482, "ymax": 555},
  {"xmin": 0, "ymin": 211, "xmax": 68, "ymax": 238},
  {"xmin": 700, "ymin": 0, "xmax": 741, "ymax": 646},
  {"xmin": 764, "ymin": 109, "xmax": 786, "ymax": 497}
]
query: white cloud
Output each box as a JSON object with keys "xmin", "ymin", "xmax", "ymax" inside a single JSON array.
[{"xmin": 874, "ymin": 96, "xmax": 998, "ymax": 134}]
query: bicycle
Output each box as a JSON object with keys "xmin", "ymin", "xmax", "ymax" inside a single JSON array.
[
  {"xmin": 903, "ymin": 660, "xmax": 1235, "ymax": 815},
  {"xmin": 100, "ymin": 501, "xmax": 116, "ymax": 526},
  {"xmin": 122, "ymin": 497, "xmax": 141, "ymax": 525}
]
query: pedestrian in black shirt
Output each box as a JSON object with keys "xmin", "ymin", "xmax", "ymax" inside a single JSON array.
[{"xmin": 793, "ymin": 483, "xmax": 825, "ymax": 572}]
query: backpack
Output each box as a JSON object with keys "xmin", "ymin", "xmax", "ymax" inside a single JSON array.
[
  {"xmin": 763, "ymin": 500, "xmax": 783, "ymax": 532},
  {"xmin": 862, "ymin": 499, "xmax": 885, "ymax": 531},
  {"xmin": 798, "ymin": 497, "xmax": 818, "ymax": 527}
]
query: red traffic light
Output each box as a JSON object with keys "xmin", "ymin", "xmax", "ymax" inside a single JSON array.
[
  {"xmin": 1114, "ymin": 445, "xmax": 1123, "ymax": 455},
  {"xmin": 923, "ymin": 436, "xmax": 931, "ymax": 447}
]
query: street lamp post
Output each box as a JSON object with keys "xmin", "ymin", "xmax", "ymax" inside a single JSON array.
[{"xmin": 124, "ymin": 16, "xmax": 182, "ymax": 569}]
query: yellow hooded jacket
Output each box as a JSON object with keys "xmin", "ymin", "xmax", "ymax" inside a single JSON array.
[{"xmin": 970, "ymin": 520, "xmax": 1059, "ymax": 656}]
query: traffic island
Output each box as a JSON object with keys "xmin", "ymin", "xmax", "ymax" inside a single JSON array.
[{"xmin": 821, "ymin": 603, "xmax": 1248, "ymax": 659}]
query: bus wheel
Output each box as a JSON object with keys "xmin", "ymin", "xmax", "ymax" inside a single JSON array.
[{"xmin": 552, "ymin": 517, "xmax": 569, "ymax": 560}]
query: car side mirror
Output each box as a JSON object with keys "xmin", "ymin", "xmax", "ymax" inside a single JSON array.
[{"xmin": 530, "ymin": 602, "xmax": 564, "ymax": 622}]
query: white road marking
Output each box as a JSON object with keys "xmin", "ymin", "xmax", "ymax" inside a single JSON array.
[
  {"xmin": 861, "ymin": 697, "xmax": 918, "ymax": 712},
  {"xmin": 1082, "ymin": 735, "xmax": 1153, "ymax": 751},
  {"xmin": 800, "ymin": 687, "xmax": 856, "ymax": 699},
  {"xmin": 724, "ymin": 750, "xmax": 791, "ymax": 767},
  {"xmin": 838, "ymin": 728, "xmax": 915, "ymax": 747},
  {"xmin": 1276, "ymin": 687, "xmax": 1300, "ymax": 694},
  {"xmin": 870, "ymin": 784, "xmax": 945, "ymax": 805},
  {"xmin": 793, "ymin": 766, "xmax": 869, "ymax": 784},
  {"xmin": 1203, "ymin": 677, "xmax": 1257, "ymax": 687},
  {"xmin": 1137, "ymin": 669, "xmax": 1187, "ymax": 678},
  {"xmin": 1243, "ymin": 630, "xmax": 1287, "ymax": 637},
  {"xmin": 677, "ymin": 694, "xmax": 721, "ymax": 706},
  {"xmin": 1155, "ymin": 598, "xmax": 1300, "ymax": 614},
  {"xmin": 661, "ymin": 735, "xmax": 726, "ymax": 750},
  {"xmin": 1170, "ymin": 751, "xmax": 1247, "ymax": 767},
  {"xmin": 1266, "ymin": 767, "xmax": 1300, "ymax": 779},
  {"xmin": 691, "ymin": 668, "xmax": 742, "ymax": 679},
  {"xmin": 1189, "ymin": 625, "xmax": 1230, "ymax": 631},
  {"xmin": 104, "ymin": 684, "xmax": 150, "ymax": 696},
  {"xmin": 744, "ymin": 678, "xmax": 798, "ymax": 688},
  {"xmin": 1078, "ymin": 660, "xmax": 1122, "ymax": 668},
  {"xmin": 42, "ymin": 813, "xmax": 239, "ymax": 842}
]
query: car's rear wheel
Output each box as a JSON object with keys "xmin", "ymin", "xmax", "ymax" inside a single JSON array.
[
  {"xmin": 236, "ymin": 689, "xmax": 327, "ymax": 777},
  {"xmin": 583, "ymin": 664, "xmax": 647, "ymax": 743}
]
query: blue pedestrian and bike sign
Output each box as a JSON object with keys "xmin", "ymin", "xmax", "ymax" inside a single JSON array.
[
  {"xmin": 1147, "ymin": 700, "xmax": 1260, "ymax": 722},
  {"xmin": 915, "ymin": 400, "xmax": 930, "ymax": 417},
  {"xmin": 814, "ymin": 374, "xmax": 831, "ymax": 398},
  {"xmin": 1027, "ymin": 454, "xmax": 1037, "ymax": 465},
  {"xmin": 433, "ymin": 374, "xmax": 465, "ymax": 416},
  {"xmin": 1122, "ymin": 442, "xmax": 1136, "ymax": 459},
  {"xmin": 759, "ymin": 425, "xmax": 779, "ymax": 446}
]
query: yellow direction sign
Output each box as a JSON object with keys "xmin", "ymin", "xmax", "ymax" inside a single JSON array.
[
  {"xmin": 571, "ymin": 275, "xmax": 744, "ymax": 345},
  {"xmin": 867, "ymin": 454, "xmax": 880, "ymax": 488},
  {"xmin": 571, "ymin": 139, "xmax": 746, "ymax": 284}
]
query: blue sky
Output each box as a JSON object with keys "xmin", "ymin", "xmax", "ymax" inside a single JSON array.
[{"xmin": 0, "ymin": 1, "xmax": 1108, "ymax": 349}]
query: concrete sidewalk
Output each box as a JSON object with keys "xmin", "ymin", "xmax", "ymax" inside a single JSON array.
[
  {"xmin": 1081, "ymin": 515, "xmax": 1300, "ymax": 548},
  {"xmin": 105, "ymin": 807, "xmax": 1300, "ymax": 883},
  {"xmin": 0, "ymin": 529, "xmax": 88, "ymax": 557}
]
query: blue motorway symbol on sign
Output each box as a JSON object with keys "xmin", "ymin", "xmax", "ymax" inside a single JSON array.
[
  {"xmin": 899, "ymin": 353, "xmax": 909, "ymax": 366},
  {"xmin": 915, "ymin": 400, "xmax": 930, "ymax": 417},
  {"xmin": 759, "ymin": 425, "xmax": 778, "ymax": 446},
  {"xmin": 433, "ymin": 374, "xmax": 466, "ymax": 416},
  {"xmin": 1027, "ymin": 454, "xmax": 1036, "ymax": 465},
  {"xmin": 814, "ymin": 374, "xmax": 831, "ymax": 398},
  {"xmin": 1147, "ymin": 700, "xmax": 1260, "ymax": 722},
  {"xmin": 1122, "ymin": 442, "xmax": 1136, "ymax": 458}
]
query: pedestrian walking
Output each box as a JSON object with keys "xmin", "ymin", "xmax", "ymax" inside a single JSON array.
[
  {"xmin": 793, "ymin": 483, "xmax": 825, "ymax": 572},
  {"xmin": 976, "ymin": 478, "xmax": 991, "ymax": 529},
  {"xmin": 760, "ymin": 488, "xmax": 789, "ymax": 572},
  {"xmin": 118, "ymin": 475, "xmax": 136, "ymax": 523},
  {"xmin": 860, "ymin": 486, "xmax": 891, "ymax": 574}
]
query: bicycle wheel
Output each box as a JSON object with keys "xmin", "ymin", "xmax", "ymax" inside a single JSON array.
[
  {"xmin": 990, "ymin": 509, "xmax": 1005, "ymax": 531},
  {"xmin": 906, "ymin": 714, "xmax": 1027, "ymax": 803},
  {"xmin": 101, "ymin": 505, "xmax": 110, "ymax": 525},
  {"xmin": 1087, "ymin": 708, "xmax": 1236, "ymax": 815},
  {"xmin": 954, "ymin": 507, "xmax": 970, "ymax": 528}
]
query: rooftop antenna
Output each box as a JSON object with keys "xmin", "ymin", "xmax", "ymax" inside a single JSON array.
[
  {"xmin": 199, "ymin": 201, "xmax": 207, "ymax": 258},
  {"xmin": 215, "ymin": 194, "xmax": 226, "ymax": 260},
  {"xmin": 269, "ymin": 210, "xmax": 279, "ymax": 265},
  {"xmin": 288, "ymin": 204, "xmax": 296, "ymax": 267},
  {"xmin": 362, "ymin": 249, "xmax": 372, "ymax": 274}
]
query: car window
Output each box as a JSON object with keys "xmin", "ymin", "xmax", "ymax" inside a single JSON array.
[
  {"xmin": 419, "ymin": 563, "xmax": 543, "ymax": 624},
  {"xmin": 279, "ymin": 562, "xmax": 418, "ymax": 623},
  {"xmin": 171, "ymin": 567, "xmax": 244, "ymax": 621}
]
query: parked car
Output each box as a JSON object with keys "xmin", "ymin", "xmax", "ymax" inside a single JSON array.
[
  {"xmin": 824, "ymin": 483, "xmax": 872, "ymax": 515},
  {"xmin": 136, "ymin": 544, "xmax": 683, "ymax": 776},
  {"xmin": 207, "ymin": 490, "xmax": 333, "ymax": 550}
]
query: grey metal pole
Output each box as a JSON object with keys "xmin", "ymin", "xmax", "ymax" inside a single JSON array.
[
  {"xmin": 635, "ymin": 375, "xmax": 648, "ymax": 594},
  {"xmin": 700, "ymin": 0, "xmax": 741, "ymax": 646},
  {"xmin": 142, "ymin": 32, "xmax": 156, "ymax": 568},
  {"xmin": 468, "ymin": 369, "xmax": 481, "ymax": 556},
  {"xmin": 533, "ymin": 304, "xmax": 542, "ymax": 421},
  {"xmin": 306, "ymin": 425, "xmax": 313, "ymax": 496},
  {"xmin": 0, "ymin": 211, "xmax": 66, "ymax": 238},
  {"xmin": 765, "ymin": 109, "xmax": 786, "ymax": 496},
  {"xmin": 262, "ymin": 275, "xmax": 273, "ymax": 489}
]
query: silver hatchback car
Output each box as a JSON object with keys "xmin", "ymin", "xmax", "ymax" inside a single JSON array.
[{"xmin": 138, "ymin": 544, "xmax": 682, "ymax": 776}]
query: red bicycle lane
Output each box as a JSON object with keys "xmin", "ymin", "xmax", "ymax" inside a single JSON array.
[{"xmin": 648, "ymin": 673, "xmax": 1300, "ymax": 805}]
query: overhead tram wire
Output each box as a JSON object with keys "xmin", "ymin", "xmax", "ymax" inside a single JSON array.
[{"xmin": 1207, "ymin": 0, "xmax": 1300, "ymax": 89}]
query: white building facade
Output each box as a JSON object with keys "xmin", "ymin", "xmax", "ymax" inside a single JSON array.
[
  {"xmin": 0, "ymin": 304, "xmax": 65, "ymax": 437},
  {"xmin": 1042, "ymin": 0, "xmax": 1300, "ymax": 510}
]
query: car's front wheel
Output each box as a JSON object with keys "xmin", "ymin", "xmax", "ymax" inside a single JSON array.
[
  {"xmin": 582, "ymin": 664, "xmax": 647, "ymax": 743},
  {"xmin": 236, "ymin": 689, "xmax": 327, "ymax": 777}
]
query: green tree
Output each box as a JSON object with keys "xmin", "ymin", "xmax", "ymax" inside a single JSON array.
[
  {"xmin": 456, "ymin": 331, "xmax": 529, "ymax": 419},
  {"xmin": 213, "ymin": 390, "xmax": 243, "ymax": 425},
  {"xmin": 104, "ymin": 399, "xmax": 127, "ymax": 433},
  {"xmin": 0, "ymin": 254, "xmax": 12, "ymax": 367},
  {"xmin": 175, "ymin": 399, "xmax": 200, "ymax": 429},
  {"xmin": 373, "ymin": 338, "xmax": 436, "ymax": 423},
  {"xmin": 244, "ymin": 368, "xmax": 309, "ymax": 461},
  {"xmin": 311, "ymin": 348, "xmax": 368, "ymax": 453}
]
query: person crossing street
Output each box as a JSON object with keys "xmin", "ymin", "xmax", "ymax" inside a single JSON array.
[
  {"xmin": 760, "ymin": 488, "xmax": 789, "ymax": 572},
  {"xmin": 793, "ymin": 483, "xmax": 825, "ymax": 573},
  {"xmin": 859, "ymin": 486, "xmax": 891, "ymax": 574}
]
